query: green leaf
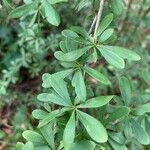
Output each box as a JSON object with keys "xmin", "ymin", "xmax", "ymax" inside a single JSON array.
[
  {"xmin": 109, "ymin": 132, "xmax": 125, "ymax": 145},
  {"xmin": 75, "ymin": 0, "xmax": 91, "ymax": 11},
  {"xmin": 102, "ymin": 46, "xmax": 141, "ymax": 61},
  {"xmin": 78, "ymin": 96, "xmax": 113, "ymax": 108},
  {"xmin": 119, "ymin": 76, "xmax": 131, "ymax": 106},
  {"xmin": 38, "ymin": 108, "xmax": 69, "ymax": 128},
  {"xmin": 145, "ymin": 117, "xmax": 150, "ymax": 138},
  {"xmin": 132, "ymin": 103, "xmax": 150, "ymax": 115},
  {"xmin": 99, "ymin": 28, "xmax": 114, "ymax": 43},
  {"xmin": 131, "ymin": 119, "xmax": 150, "ymax": 145},
  {"xmin": 40, "ymin": 124, "xmax": 55, "ymax": 149},
  {"xmin": 111, "ymin": 0, "xmax": 124, "ymax": 16},
  {"xmin": 98, "ymin": 46, "xmax": 125, "ymax": 69},
  {"xmin": 37, "ymin": 92, "xmax": 71, "ymax": 106},
  {"xmin": 124, "ymin": 120, "xmax": 133, "ymax": 139},
  {"xmin": 70, "ymin": 26, "xmax": 90, "ymax": 39},
  {"xmin": 78, "ymin": 110, "xmax": 108, "ymax": 143},
  {"xmin": 54, "ymin": 46, "xmax": 91, "ymax": 62},
  {"xmin": 87, "ymin": 48, "xmax": 98, "ymax": 63},
  {"xmin": 65, "ymin": 38, "xmax": 78, "ymax": 52},
  {"xmin": 49, "ymin": 77, "xmax": 72, "ymax": 105},
  {"xmin": 42, "ymin": 0, "xmax": 60, "ymax": 26},
  {"xmin": 16, "ymin": 142, "xmax": 24, "ymax": 150},
  {"xmin": 9, "ymin": 4, "xmax": 33, "ymax": 18},
  {"xmin": 141, "ymin": 70, "xmax": 150, "ymax": 86},
  {"xmin": 71, "ymin": 140, "xmax": 96, "ymax": 150},
  {"xmin": 23, "ymin": 142, "xmax": 34, "ymax": 150},
  {"xmin": 106, "ymin": 106, "xmax": 130, "ymax": 123},
  {"xmin": 34, "ymin": 146, "xmax": 51, "ymax": 150},
  {"xmin": 84, "ymin": 66, "xmax": 111, "ymax": 85},
  {"xmin": 42, "ymin": 69, "xmax": 73, "ymax": 88},
  {"xmin": 72, "ymin": 70, "xmax": 87, "ymax": 102},
  {"xmin": 22, "ymin": 130, "xmax": 46, "ymax": 146},
  {"xmin": 63, "ymin": 111, "xmax": 75, "ymax": 149},
  {"xmin": 62, "ymin": 29, "xmax": 79, "ymax": 39},
  {"xmin": 0, "ymin": 86, "xmax": 6, "ymax": 95},
  {"xmin": 48, "ymin": 0, "xmax": 68, "ymax": 4},
  {"xmin": 32, "ymin": 109, "xmax": 49, "ymax": 120},
  {"xmin": 108, "ymin": 138, "xmax": 127, "ymax": 150},
  {"xmin": 97, "ymin": 13, "xmax": 114, "ymax": 36},
  {"xmin": 38, "ymin": 110, "xmax": 60, "ymax": 128},
  {"xmin": 60, "ymin": 41, "xmax": 67, "ymax": 52}
]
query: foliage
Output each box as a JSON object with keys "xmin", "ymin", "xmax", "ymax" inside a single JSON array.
[{"xmin": 0, "ymin": 0, "xmax": 150, "ymax": 150}]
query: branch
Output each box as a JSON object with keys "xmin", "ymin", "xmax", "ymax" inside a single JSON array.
[
  {"xmin": 88, "ymin": 16, "xmax": 97, "ymax": 34},
  {"xmin": 93, "ymin": 0, "xmax": 105, "ymax": 40}
]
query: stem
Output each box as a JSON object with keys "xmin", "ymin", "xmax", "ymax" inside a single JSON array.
[
  {"xmin": 88, "ymin": 16, "xmax": 97, "ymax": 34},
  {"xmin": 93, "ymin": 0, "xmax": 105, "ymax": 40}
]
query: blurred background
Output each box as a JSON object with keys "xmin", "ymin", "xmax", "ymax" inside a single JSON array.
[{"xmin": 0, "ymin": 0, "xmax": 150, "ymax": 149}]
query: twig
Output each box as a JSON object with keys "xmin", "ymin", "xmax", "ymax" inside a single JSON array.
[
  {"xmin": 93, "ymin": 0, "xmax": 105, "ymax": 40},
  {"xmin": 88, "ymin": 16, "xmax": 97, "ymax": 34}
]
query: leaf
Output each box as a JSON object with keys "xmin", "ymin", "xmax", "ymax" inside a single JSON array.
[
  {"xmin": 124, "ymin": 120, "xmax": 133, "ymax": 139},
  {"xmin": 63, "ymin": 111, "xmax": 75, "ymax": 149},
  {"xmin": 132, "ymin": 103, "xmax": 150, "ymax": 115},
  {"xmin": 38, "ymin": 108, "xmax": 69, "ymax": 128},
  {"xmin": 34, "ymin": 145, "xmax": 51, "ymax": 150},
  {"xmin": 60, "ymin": 41, "xmax": 67, "ymax": 52},
  {"xmin": 62, "ymin": 29, "xmax": 79, "ymax": 39},
  {"xmin": 106, "ymin": 106, "xmax": 130, "ymax": 123},
  {"xmin": 65, "ymin": 38, "xmax": 78, "ymax": 52},
  {"xmin": 84, "ymin": 66, "xmax": 111, "ymax": 85},
  {"xmin": 99, "ymin": 28, "xmax": 114, "ymax": 43},
  {"xmin": 54, "ymin": 46, "xmax": 91, "ymax": 62},
  {"xmin": 32, "ymin": 109, "xmax": 49, "ymax": 120},
  {"xmin": 102, "ymin": 46, "xmax": 141, "ymax": 61},
  {"xmin": 70, "ymin": 26, "xmax": 90, "ymax": 39},
  {"xmin": 145, "ymin": 117, "xmax": 150, "ymax": 138},
  {"xmin": 111, "ymin": 0, "xmax": 124, "ymax": 16},
  {"xmin": 22, "ymin": 130, "xmax": 46, "ymax": 146},
  {"xmin": 141, "ymin": 70, "xmax": 150, "ymax": 86},
  {"xmin": 40, "ymin": 124, "xmax": 55, "ymax": 149},
  {"xmin": 119, "ymin": 76, "xmax": 131, "ymax": 106},
  {"xmin": 23, "ymin": 142, "xmax": 34, "ymax": 150},
  {"xmin": 108, "ymin": 138, "xmax": 127, "ymax": 150},
  {"xmin": 71, "ymin": 140, "xmax": 96, "ymax": 150},
  {"xmin": 75, "ymin": 0, "xmax": 91, "ymax": 11},
  {"xmin": 9, "ymin": 4, "xmax": 33, "ymax": 18},
  {"xmin": 78, "ymin": 110, "xmax": 108, "ymax": 143},
  {"xmin": 42, "ymin": 69, "xmax": 73, "ymax": 88},
  {"xmin": 49, "ymin": 77, "xmax": 72, "ymax": 105},
  {"xmin": 48, "ymin": 0, "xmax": 68, "ymax": 4},
  {"xmin": 97, "ymin": 13, "xmax": 114, "ymax": 36},
  {"xmin": 87, "ymin": 48, "xmax": 98, "ymax": 63},
  {"xmin": 0, "ymin": 86, "xmax": 6, "ymax": 95},
  {"xmin": 98, "ymin": 46, "xmax": 125, "ymax": 69},
  {"xmin": 78, "ymin": 96, "xmax": 113, "ymax": 108},
  {"xmin": 16, "ymin": 142, "xmax": 24, "ymax": 150},
  {"xmin": 108, "ymin": 132, "xmax": 125, "ymax": 145},
  {"xmin": 131, "ymin": 119, "xmax": 150, "ymax": 145},
  {"xmin": 42, "ymin": 0, "xmax": 60, "ymax": 26},
  {"xmin": 37, "ymin": 92, "xmax": 71, "ymax": 106},
  {"xmin": 72, "ymin": 70, "xmax": 87, "ymax": 102}
]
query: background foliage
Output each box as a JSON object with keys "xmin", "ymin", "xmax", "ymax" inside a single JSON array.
[{"xmin": 0, "ymin": 0, "xmax": 150, "ymax": 150}]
